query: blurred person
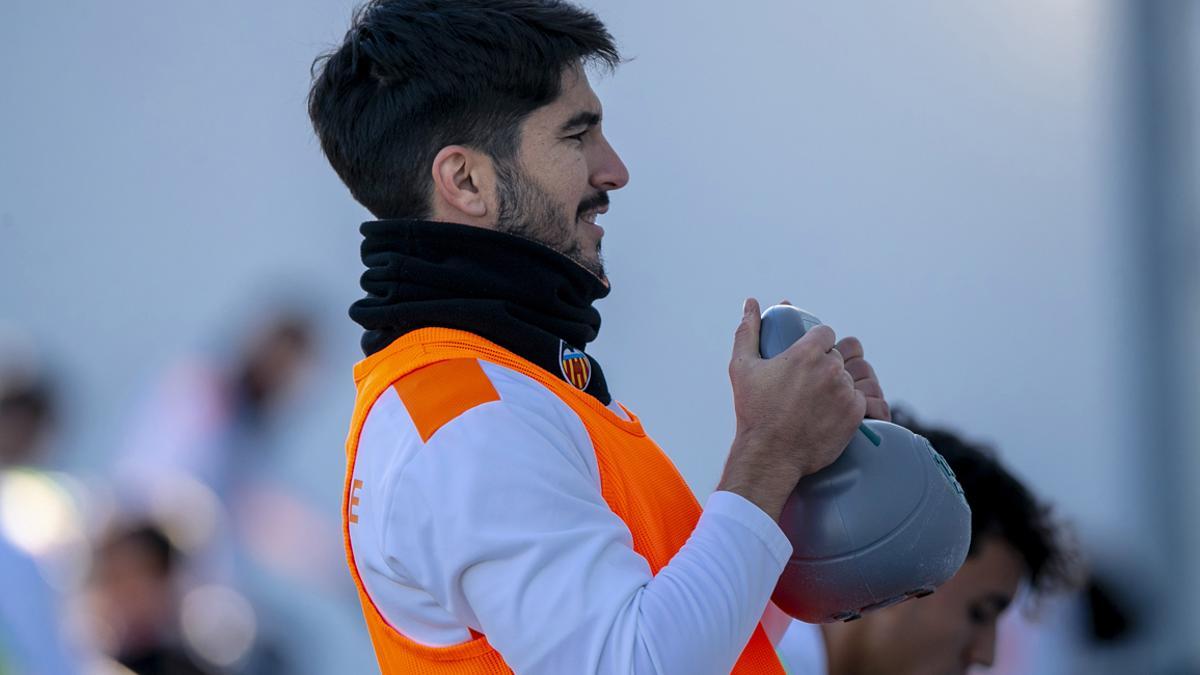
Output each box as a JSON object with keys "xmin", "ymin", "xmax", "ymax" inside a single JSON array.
[
  {"xmin": 114, "ymin": 311, "xmax": 323, "ymax": 576},
  {"xmin": 88, "ymin": 523, "xmax": 231, "ymax": 672},
  {"xmin": 112, "ymin": 313, "xmax": 324, "ymax": 674},
  {"xmin": 777, "ymin": 410, "xmax": 1080, "ymax": 675},
  {"xmin": 117, "ymin": 312, "xmax": 315, "ymax": 500},
  {"xmin": 86, "ymin": 520, "xmax": 299, "ymax": 675},
  {"xmin": 0, "ymin": 359, "xmax": 57, "ymax": 468},
  {"xmin": 87, "ymin": 521, "xmax": 216, "ymax": 675},
  {"xmin": 308, "ymin": 1, "xmax": 890, "ymax": 673},
  {"xmin": 0, "ymin": 358, "xmax": 85, "ymax": 674}
]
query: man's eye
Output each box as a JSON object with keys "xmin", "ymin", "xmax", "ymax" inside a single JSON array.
[
  {"xmin": 566, "ymin": 131, "xmax": 587, "ymax": 142},
  {"xmin": 967, "ymin": 606, "xmax": 992, "ymax": 625}
]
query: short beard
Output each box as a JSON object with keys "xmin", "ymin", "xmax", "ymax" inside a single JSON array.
[{"xmin": 494, "ymin": 160, "xmax": 605, "ymax": 279}]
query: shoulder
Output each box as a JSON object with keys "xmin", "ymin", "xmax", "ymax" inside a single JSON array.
[
  {"xmin": 358, "ymin": 358, "xmax": 597, "ymax": 479},
  {"xmin": 384, "ymin": 358, "xmax": 582, "ymax": 440},
  {"xmin": 388, "ymin": 358, "xmax": 503, "ymax": 443}
]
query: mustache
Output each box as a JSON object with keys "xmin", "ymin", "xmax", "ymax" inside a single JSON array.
[{"xmin": 576, "ymin": 192, "xmax": 609, "ymax": 217}]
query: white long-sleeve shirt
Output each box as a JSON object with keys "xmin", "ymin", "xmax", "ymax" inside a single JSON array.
[
  {"xmin": 777, "ymin": 621, "xmax": 828, "ymax": 675},
  {"xmin": 348, "ymin": 359, "xmax": 794, "ymax": 673}
]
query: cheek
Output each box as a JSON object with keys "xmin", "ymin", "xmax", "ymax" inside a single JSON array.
[
  {"xmin": 538, "ymin": 152, "xmax": 589, "ymax": 210},
  {"xmin": 886, "ymin": 599, "xmax": 974, "ymax": 673},
  {"xmin": 554, "ymin": 146, "xmax": 590, "ymax": 188}
]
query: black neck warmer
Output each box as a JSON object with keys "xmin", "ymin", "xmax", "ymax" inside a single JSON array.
[{"xmin": 349, "ymin": 219, "xmax": 613, "ymax": 405}]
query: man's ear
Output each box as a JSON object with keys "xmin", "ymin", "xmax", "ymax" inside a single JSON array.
[{"xmin": 430, "ymin": 145, "xmax": 494, "ymax": 223}]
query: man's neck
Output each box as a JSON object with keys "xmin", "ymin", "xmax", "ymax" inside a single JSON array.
[{"xmin": 349, "ymin": 218, "xmax": 614, "ymax": 403}]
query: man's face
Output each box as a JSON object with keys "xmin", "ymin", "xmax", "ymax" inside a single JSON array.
[
  {"xmin": 853, "ymin": 536, "xmax": 1025, "ymax": 675},
  {"xmin": 492, "ymin": 65, "xmax": 629, "ymax": 282}
]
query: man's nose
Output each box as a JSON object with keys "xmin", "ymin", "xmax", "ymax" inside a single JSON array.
[
  {"xmin": 590, "ymin": 135, "xmax": 629, "ymax": 191},
  {"xmin": 967, "ymin": 626, "xmax": 998, "ymax": 668}
]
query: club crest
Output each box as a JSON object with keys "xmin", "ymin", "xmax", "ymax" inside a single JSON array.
[{"xmin": 559, "ymin": 341, "xmax": 592, "ymax": 391}]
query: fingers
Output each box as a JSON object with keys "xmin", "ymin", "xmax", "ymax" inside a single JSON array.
[
  {"xmin": 842, "ymin": 355, "xmax": 873, "ymax": 381},
  {"xmin": 837, "ymin": 335, "xmax": 889, "ymax": 420},
  {"xmin": 838, "ymin": 336, "xmax": 884, "ymax": 392},
  {"xmin": 864, "ymin": 396, "xmax": 891, "ymax": 422},
  {"xmin": 731, "ymin": 298, "xmax": 763, "ymax": 363},
  {"xmin": 828, "ymin": 346, "xmax": 845, "ymax": 365},
  {"xmin": 844, "ymin": 359, "xmax": 883, "ymax": 396},
  {"xmin": 834, "ymin": 336, "xmax": 863, "ymax": 361},
  {"xmin": 735, "ymin": 309, "xmax": 886, "ymax": 421},
  {"xmin": 842, "ymin": 358, "xmax": 872, "ymax": 382},
  {"xmin": 840, "ymin": 366, "xmax": 856, "ymax": 391}
]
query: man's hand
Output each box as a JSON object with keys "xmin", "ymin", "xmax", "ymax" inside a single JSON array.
[
  {"xmin": 833, "ymin": 336, "xmax": 891, "ymax": 422},
  {"xmin": 774, "ymin": 299, "xmax": 890, "ymax": 422},
  {"xmin": 717, "ymin": 298, "xmax": 866, "ymax": 522}
]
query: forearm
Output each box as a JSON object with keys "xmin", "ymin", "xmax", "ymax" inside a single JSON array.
[
  {"xmin": 614, "ymin": 491, "xmax": 793, "ymax": 674},
  {"xmin": 716, "ymin": 432, "xmax": 804, "ymax": 522}
]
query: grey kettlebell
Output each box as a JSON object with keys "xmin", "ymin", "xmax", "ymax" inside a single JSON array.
[{"xmin": 760, "ymin": 304, "xmax": 972, "ymax": 623}]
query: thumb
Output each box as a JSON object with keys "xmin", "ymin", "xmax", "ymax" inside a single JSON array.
[{"xmin": 732, "ymin": 297, "xmax": 763, "ymax": 361}]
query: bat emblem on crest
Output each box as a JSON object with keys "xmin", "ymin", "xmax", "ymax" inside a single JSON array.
[{"xmin": 559, "ymin": 341, "xmax": 592, "ymax": 391}]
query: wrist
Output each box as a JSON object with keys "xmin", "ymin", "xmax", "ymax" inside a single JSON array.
[
  {"xmin": 715, "ymin": 481, "xmax": 788, "ymax": 523},
  {"xmin": 718, "ymin": 434, "xmax": 803, "ymax": 522}
]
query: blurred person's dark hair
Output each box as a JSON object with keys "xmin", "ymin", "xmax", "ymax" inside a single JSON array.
[
  {"xmin": 0, "ymin": 365, "xmax": 57, "ymax": 466},
  {"xmin": 95, "ymin": 522, "xmax": 178, "ymax": 580},
  {"xmin": 892, "ymin": 409, "xmax": 1081, "ymax": 602},
  {"xmin": 307, "ymin": 0, "xmax": 620, "ymax": 219},
  {"xmin": 232, "ymin": 312, "xmax": 316, "ymax": 420}
]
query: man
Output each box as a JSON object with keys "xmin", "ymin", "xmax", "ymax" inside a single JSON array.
[
  {"xmin": 778, "ymin": 412, "xmax": 1078, "ymax": 675},
  {"xmin": 308, "ymin": 2, "xmax": 889, "ymax": 672}
]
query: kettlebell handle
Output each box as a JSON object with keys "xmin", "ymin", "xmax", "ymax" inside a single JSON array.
[{"xmin": 758, "ymin": 304, "xmax": 881, "ymax": 446}]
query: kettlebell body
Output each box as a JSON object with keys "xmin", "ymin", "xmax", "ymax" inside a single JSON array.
[{"xmin": 759, "ymin": 304, "xmax": 972, "ymax": 623}]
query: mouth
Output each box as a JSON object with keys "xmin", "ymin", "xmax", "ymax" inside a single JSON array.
[
  {"xmin": 577, "ymin": 205, "xmax": 607, "ymax": 227},
  {"xmin": 576, "ymin": 192, "xmax": 610, "ymax": 229}
]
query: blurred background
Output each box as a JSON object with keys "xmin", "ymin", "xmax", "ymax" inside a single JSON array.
[{"xmin": 1, "ymin": 0, "xmax": 1196, "ymax": 673}]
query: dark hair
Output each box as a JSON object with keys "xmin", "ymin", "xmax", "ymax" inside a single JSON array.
[
  {"xmin": 0, "ymin": 374, "xmax": 55, "ymax": 426},
  {"xmin": 308, "ymin": 0, "xmax": 620, "ymax": 219},
  {"xmin": 0, "ymin": 369, "xmax": 57, "ymax": 465},
  {"xmin": 99, "ymin": 522, "xmax": 178, "ymax": 578},
  {"xmin": 893, "ymin": 409, "xmax": 1080, "ymax": 600}
]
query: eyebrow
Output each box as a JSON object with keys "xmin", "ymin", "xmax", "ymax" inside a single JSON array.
[{"xmin": 560, "ymin": 110, "xmax": 601, "ymax": 133}]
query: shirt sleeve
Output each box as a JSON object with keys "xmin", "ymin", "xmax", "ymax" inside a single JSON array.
[{"xmin": 380, "ymin": 399, "xmax": 793, "ymax": 675}]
